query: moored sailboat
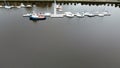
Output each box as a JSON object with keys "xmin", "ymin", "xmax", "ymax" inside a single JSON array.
[
  {"xmin": 50, "ymin": 0, "xmax": 64, "ymax": 18},
  {"xmin": 4, "ymin": 0, "xmax": 11, "ymax": 9}
]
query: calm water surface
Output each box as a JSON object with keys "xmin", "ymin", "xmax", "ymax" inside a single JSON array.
[{"xmin": 0, "ymin": 3, "xmax": 120, "ymax": 68}]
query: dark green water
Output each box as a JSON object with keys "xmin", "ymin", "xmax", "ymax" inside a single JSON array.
[{"xmin": 0, "ymin": 3, "xmax": 120, "ymax": 68}]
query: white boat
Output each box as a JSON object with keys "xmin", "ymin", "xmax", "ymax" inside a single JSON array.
[
  {"xmin": 102, "ymin": 11, "xmax": 111, "ymax": 16},
  {"xmin": 44, "ymin": 13, "xmax": 51, "ymax": 17},
  {"xmin": 16, "ymin": 6, "xmax": 21, "ymax": 8},
  {"xmin": 51, "ymin": 14, "xmax": 64, "ymax": 18},
  {"xmin": 33, "ymin": 5, "xmax": 36, "ymax": 7},
  {"xmin": 87, "ymin": 13, "xmax": 95, "ymax": 17},
  {"xmin": 4, "ymin": 0, "xmax": 11, "ymax": 9},
  {"xmin": 56, "ymin": 5, "xmax": 61, "ymax": 9},
  {"xmin": 50, "ymin": 0, "xmax": 64, "ymax": 18},
  {"xmin": 83, "ymin": 12, "xmax": 95, "ymax": 17},
  {"xmin": 83, "ymin": 12, "xmax": 90, "ymax": 16},
  {"xmin": 4, "ymin": 5, "xmax": 11, "ymax": 9},
  {"xmin": 98, "ymin": 13, "xmax": 104, "ymax": 17},
  {"xmin": 75, "ymin": 12, "xmax": 84, "ymax": 18},
  {"xmin": 56, "ymin": 5, "xmax": 63, "ymax": 11},
  {"xmin": 0, "ymin": 5, "xmax": 3, "ymax": 8},
  {"xmin": 93, "ymin": 11, "xmax": 104, "ymax": 17},
  {"xmin": 65, "ymin": 12, "xmax": 74, "ymax": 18},
  {"xmin": 26, "ymin": 5, "xmax": 32, "ymax": 8},
  {"xmin": 20, "ymin": 3, "xmax": 25, "ymax": 8}
]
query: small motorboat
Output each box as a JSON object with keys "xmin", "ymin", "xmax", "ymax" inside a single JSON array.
[
  {"xmin": 33, "ymin": 5, "xmax": 36, "ymax": 7},
  {"xmin": 10, "ymin": 5, "xmax": 15, "ymax": 8},
  {"xmin": 0, "ymin": 5, "xmax": 3, "ymax": 8},
  {"xmin": 44, "ymin": 12, "xmax": 51, "ymax": 17},
  {"xmin": 87, "ymin": 13, "xmax": 95, "ymax": 17},
  {"xmin": 75, "ymin": 12, "xmax": 84, "ymax": 18},
  {"xmin": 4, "ymin": 5, "xmax": 11, "ymax": 9},
  {"xmin": 56, "ymin": 5, "xmax": 63, "ymax": 11},
  {"xmin": 30, "ymin": 13, "xmax": 46, "ymax": 20},
  {"xmin": 50, "ymin": 14, "xmax": 64, "ymax": 18},
  {"xmin": 83, "ymin": 12, "xmax": 95, "ymax": 17},
  {"xmin": 20, "ymin": 3, "xmax": 25, "ymax": 8},
  {"xmin": 102, "ymin": 11, "xmax": 111, "ymax": 16},
  {"xmin": 16, "ymin": 6, "xmax": 21, "ymax": 8},
  {"xmin": 98, "ymin": 13, "xmax": 104, "ymax": 17},
  {"xmin": 65, "ymin": 12, "xmax": 74, "ymax": 18},
  {"xmin": 26, "ymin": 5, "xmax": 32, "ymax": 8}
]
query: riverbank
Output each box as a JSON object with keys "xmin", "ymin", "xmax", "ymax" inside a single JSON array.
[{"xmin": 0, "ymin": 0, "xmax": 120, "ymax": 4}]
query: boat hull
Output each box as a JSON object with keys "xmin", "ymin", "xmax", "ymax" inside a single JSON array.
[{"xmin": 29, "ymin": 16, "xmax": 46, "ymax": 20}]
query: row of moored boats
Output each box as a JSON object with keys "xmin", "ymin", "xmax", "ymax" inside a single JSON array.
[
  {"xmin": 22, "ymin": 0, "xmax": 111, "ymax": 20},
  {"xmin": 0, "ymin": 3, "xmax": 32, "ymax": 9},
  {"xmin": 23, "ymin": 11, "xmax": 111, "ymax": 20}
]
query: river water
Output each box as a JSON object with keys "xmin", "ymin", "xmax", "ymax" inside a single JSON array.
[{"xmin": 0, "ymin": 3, "xmax": 120, "ymax": 68}]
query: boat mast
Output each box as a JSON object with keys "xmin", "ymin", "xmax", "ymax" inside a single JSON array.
[
  {"xmin": 54, "ymin": 0, "xmax": 57, "ymax": 15},
  {"xmin": 4, "ymin": 0, "xmax": 7, "ymax": 6}
]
